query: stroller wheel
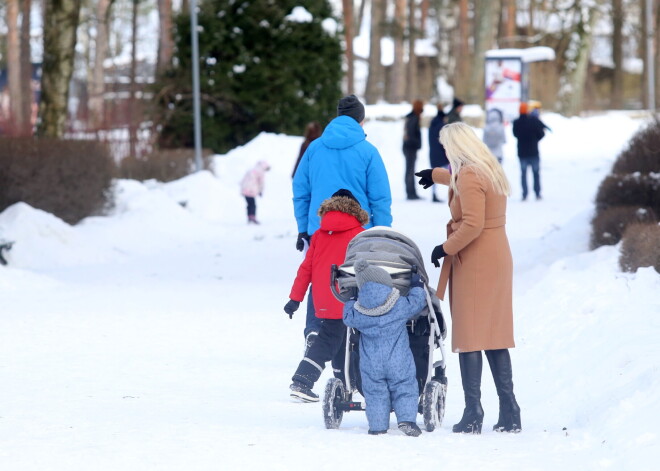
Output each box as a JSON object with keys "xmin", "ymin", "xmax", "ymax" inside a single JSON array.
[
  {"xmin": 322, "ymin": 377, "xmax": 346, "ymax": 429},
  {"xmin": 422, "ymin": 379, "xmax": 447, "ymax": 432}
]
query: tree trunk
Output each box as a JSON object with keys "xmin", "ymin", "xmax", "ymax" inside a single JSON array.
[
  {"xmin": 467, "ymin": 0, "xmax": 499, "ymax": 105},
  {"xmin": 559, "ymin": 3, "xmax": 597, "ymax": 116},
  {"xmin": 38, "ymin": 0, "xmax": 83, "ymax": 137},
  {"xmin": 502, "ymin": 0, "xmax": 516, "ymax": 47},
  {"xmin": 406, "ymin": 0, "xmax": 418, "ymax": 101},
  {"xmin": 420, "ymin": 0, "xmax": 429, "ymax": 31},
  {"xmin": 611, "ymin": 0, "xmax": 624, "ymax": 109},
  {"xmin": 90, "ymin": 0, "xmax": 114, "ymax": 130},
  {"xmin": 20, "ymin": 0, "xmax": 33, "ymax": 135},
  {"xmin": 7, "ymin": 0, "xmax": 25, "ymax": 136},
  {"xmin": 655, "ymin": 0, "xmax": 660, "ymax": 110},
  {"xmin": 342, "ymin": 0, "xmax": 355, "ymax": 95},
  {"xmin": 356, "ymin": 0, "xmax": 367, "ymax": 36},
  {"xmin": 454, "ymin": 0, "xmax": 470, "ymax": 99},
  {"xmin": 365, "ymin": 0, "xmax": 386, "ymax": 104},
  {"xmin": 129, "ymin": 0, "xmax": 139, "ymax": 157},
  {"xmin": 390, "ymin": 0, "xmax": 406, "ymax": 102},
  {"xmin": 156, "ymin": 0, "xmax": 174, "ymax": 76}
]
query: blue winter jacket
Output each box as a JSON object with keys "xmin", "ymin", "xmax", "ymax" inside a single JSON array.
[{"xmin": 293, "ymin": 115, "xmax": 393, "ymax": 235}]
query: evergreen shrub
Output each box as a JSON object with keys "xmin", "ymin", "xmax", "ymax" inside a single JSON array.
[
  {"xmin": 612, "ymin": 118, "xmax": 660, "ymax": 174},
  {"xmin": 590, "ymin": 206, "xmax": 657, "ymax": 249},
  {"xmin": 0, "ymin": 137, "xmax": 115, "ymax": 224},
  {"xmin": 153, "ymin": 0, "xmax": 342, "ymax": 154},
  {"xmin": 594, "ymin": 173, "xmax": 660, "ymax": 215},
  {"xmin": 117, "ymin": 148, "xmax": 213, "ymax": 182},
  {"xmin": 619, "ymin": 222, "xmax": 660, "ymax": 273}
]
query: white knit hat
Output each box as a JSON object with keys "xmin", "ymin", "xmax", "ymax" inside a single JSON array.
[{"xmin": 354, "ymin": 259, "xmax": 393, "ymax": 289}]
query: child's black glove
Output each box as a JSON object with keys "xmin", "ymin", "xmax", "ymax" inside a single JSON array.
[
  {"xmin": 296, "ymin": 232, "xmax": 310, "ymax": 252},
  {"xmin": 410, "ymin": 273, "xmax": 424, "ymax": 289},
  {"xmin": 431, "ymin": 244, "xmax": 447, "ymax": 268},
  {"xmin": 415, "ymin": 169, "xmax": 434, "ymax": 189},
  {"xmin": 284, "ymin": 299, "xmax": 301, "ymax": 319}
]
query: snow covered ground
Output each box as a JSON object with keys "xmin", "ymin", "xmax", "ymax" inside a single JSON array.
[{"xmin": 1, "ymin": 109, "xmax": 658, "ymax": 470}]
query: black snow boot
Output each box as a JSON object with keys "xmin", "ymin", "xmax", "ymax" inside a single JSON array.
[
  {"xmin": 452, "ymin": 351, "xmax": 484, "ymax": 434},
  {"xmin": 398, "ymin": 422, "xmax": 422, "ymax": 437},
  {"xmin": 485, "ymin": 349, "xmax": 521, "ymax": 432}
]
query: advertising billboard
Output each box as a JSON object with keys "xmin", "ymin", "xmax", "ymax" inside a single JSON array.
[{"xmin": 484, "ymin": 58, "xmax": 522, "ymax": 123}]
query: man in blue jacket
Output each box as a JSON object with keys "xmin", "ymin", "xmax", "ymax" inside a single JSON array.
[{"xmin": 292, "ymin": 95, "xmax": 393, "ymax": 346}]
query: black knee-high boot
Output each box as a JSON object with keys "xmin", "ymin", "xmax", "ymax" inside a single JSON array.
[
  {"xmin": 485, "ymin": 349, "xmax": 521, "ymax": 433},
  {"xmin": 452, "ymin": 351, "xmax": 484, "ymax": 434}
]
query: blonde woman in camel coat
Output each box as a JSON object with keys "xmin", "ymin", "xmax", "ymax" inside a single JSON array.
[{"xmin": 415, "ymin": 122, "xmax": 521, "ymax": 435}]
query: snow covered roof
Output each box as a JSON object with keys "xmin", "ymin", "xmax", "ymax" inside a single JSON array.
[{"xmin": 485, "ymin": 47, "xmax": 556, "ymax": 63}]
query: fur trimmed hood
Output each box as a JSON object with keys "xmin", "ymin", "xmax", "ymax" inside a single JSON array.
[{"xmin": 318, "ymin": 195, "xmax": 370, "ymax": 226}]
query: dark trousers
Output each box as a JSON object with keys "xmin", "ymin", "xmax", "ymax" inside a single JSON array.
[
  {"xmin": 403, "ymin": 147, "xmax": 418, "ymax": 198},
  {"xmin": 519, "ymin": 156, "xmax": 541, "ymax": 198},
  {"xmin": 304, "ymin": 287, "xmax": 322, "ymax": 338},
  {"xmin": 245, "ymin": 196, "xmax": 256, "ymax": 217},
  {"xmin": 292, "ymin": 318, "xmax": 347, "ymax": 388}
]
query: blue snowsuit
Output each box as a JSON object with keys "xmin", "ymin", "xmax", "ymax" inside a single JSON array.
[{"xmin": 343, "ymin": 282, "xmax": 426, "ymax": 432}]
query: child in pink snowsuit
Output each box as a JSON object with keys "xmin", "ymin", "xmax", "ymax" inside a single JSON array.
[{"xmin": 240, "ymin": 161, "xmax": 270, "ymax": 224}]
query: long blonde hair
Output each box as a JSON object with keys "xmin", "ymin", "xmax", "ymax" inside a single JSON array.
[{"xmin": 439, "ymin": 122, "xmax": 511, "ymax": 196}]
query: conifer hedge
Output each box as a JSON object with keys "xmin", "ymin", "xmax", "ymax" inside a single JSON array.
[{"xmin": 153, "ymin": 0, "xmax": 343, "ymax": 154}]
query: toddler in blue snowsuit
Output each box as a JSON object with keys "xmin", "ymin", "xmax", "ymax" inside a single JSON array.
[{"xmin": 343, "ymin": 259, "xmax": 426, "ymax": 436}]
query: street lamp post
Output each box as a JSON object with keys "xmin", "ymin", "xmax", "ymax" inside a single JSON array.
[{"xmin": 190, "ymin": 0, "xmax": 203, "ymax": 171}]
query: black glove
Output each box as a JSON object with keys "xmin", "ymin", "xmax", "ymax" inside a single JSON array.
[
  {"xmin": 283, "ymin": 299, "xmax": 301, "ymax": 319},
  {"xmin": 296, "ymin": 232, "xmax": 310, "ymax": 252},
  {"xmin": 410, "ymin": 272, "xmax": 424, "ymax": 289},
  {"xmin": 415, "ymin": 169, "xmax": 434, "ymax": 189},
  {"xmin": 431, "ymin": 244, "xmax": 447, "ymax": 268}
]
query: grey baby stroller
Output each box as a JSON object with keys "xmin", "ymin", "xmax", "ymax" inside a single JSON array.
[{"xmin": 325, "ymin": 226, "xmax": 448, "ymax": 432}]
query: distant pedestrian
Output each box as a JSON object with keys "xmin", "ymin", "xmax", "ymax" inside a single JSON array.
[
  {"xmin": 428, "ymin": 103, "xmax": 448, "ymax": 202},
  {"xmin": 447, "ymin": 98, "xmax": 464, "ymax": 124},
  {"xmin": 528, "ymin": 101, "xmax": 552, "ymax": 132},
  {"xmin": 512, "ymin": 102, "xmax": 545, "ymax": 201},
  {"xmin": 240, "ymin": 160, "xmax": 270, "ymax": 224},
  {"xmin": 482, "ymin": 109, "xmax": 506, "ymax": 163},
  {"xmin": 292, "ymin": 121, "xmax": 323, "ymax": 178},
  {"xmin": 402, "ymin": 100, "xmax": 424, "ymax": 200}
]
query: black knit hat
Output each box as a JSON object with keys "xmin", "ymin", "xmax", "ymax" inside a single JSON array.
[
  {"xmin": 332, "ymin": 188, "xmax": 358, "ymax": 203},
  {"xmin": 452, "ymin": 97, "xmax": 464, "ymax": 109},
  {"xmin": 337, "ymin": 95, "xmax": 366, "ymax": 123}
]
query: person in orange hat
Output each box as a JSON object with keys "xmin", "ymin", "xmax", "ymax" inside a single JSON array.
[{"xmin": 512, "ymin": 102, "xmax": 545, "ymax": 201}]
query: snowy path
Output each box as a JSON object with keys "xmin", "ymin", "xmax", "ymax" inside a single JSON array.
[{"xmin": 1, "ymin": 112, "xmax": 658, "ymax": 470}]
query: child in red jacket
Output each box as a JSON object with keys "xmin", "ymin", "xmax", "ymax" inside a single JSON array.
[{"xmin": 284, "ymin": 189, "xmax": 369, "ymax": 402}]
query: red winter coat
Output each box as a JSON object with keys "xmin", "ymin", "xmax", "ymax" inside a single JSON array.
[{"xmin": 289, "ymin": 196, "xmax": 369, "ymax": 319}]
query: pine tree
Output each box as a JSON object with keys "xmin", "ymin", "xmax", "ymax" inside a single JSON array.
[{"xmin": 154, "ymin": 0, "xmax": 342, "ymax": 154}]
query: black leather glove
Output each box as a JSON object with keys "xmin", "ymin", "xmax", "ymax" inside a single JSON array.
[
  {"xmin": 415, "ymin": 169, "xmax": 434, "ymax": 189},
  {"xmin": 410, "ymin": 272, "xmax": 424, "ymax": 289},
  {"xmin": 283, "ymin": 299, "xmax": 301, "ymax": 319},
  {"xmin": 296, "ymin": 232, "xmax": 310, "ymax": 252},
  {"xmin": 431, "ymin": 244, "xmax": 447, "ymax": 268}
]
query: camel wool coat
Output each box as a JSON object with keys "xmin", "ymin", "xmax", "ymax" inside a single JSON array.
[{"xmin": 431, "ymin": 166, "xmax": 514, "ymax": 353}]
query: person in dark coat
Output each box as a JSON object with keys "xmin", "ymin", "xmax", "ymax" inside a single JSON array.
[
  {"xmin": 292, "ymin": 121, "xmax": 322, "ymax": 178},
  {"xmin": 402, "ymin": 100, "xmax": 424, "ymax": 200},
  {"xmin": 446, "ymin": 97, "xmax": 464, "ymax": 124},
  {"xmin": 285, "ymin": 190, "xmax": 369, "ymax": 403},
  {"xmin": 512, "ymin": 102, "xmax": 546, "ymax": 200},
  {"xmin": 428, "ymin": 103, "xmax": 448, "ymax": 202},
  {"xmin": 343, "ymin": 259, "xmax": 426, "ymax": 436}
]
